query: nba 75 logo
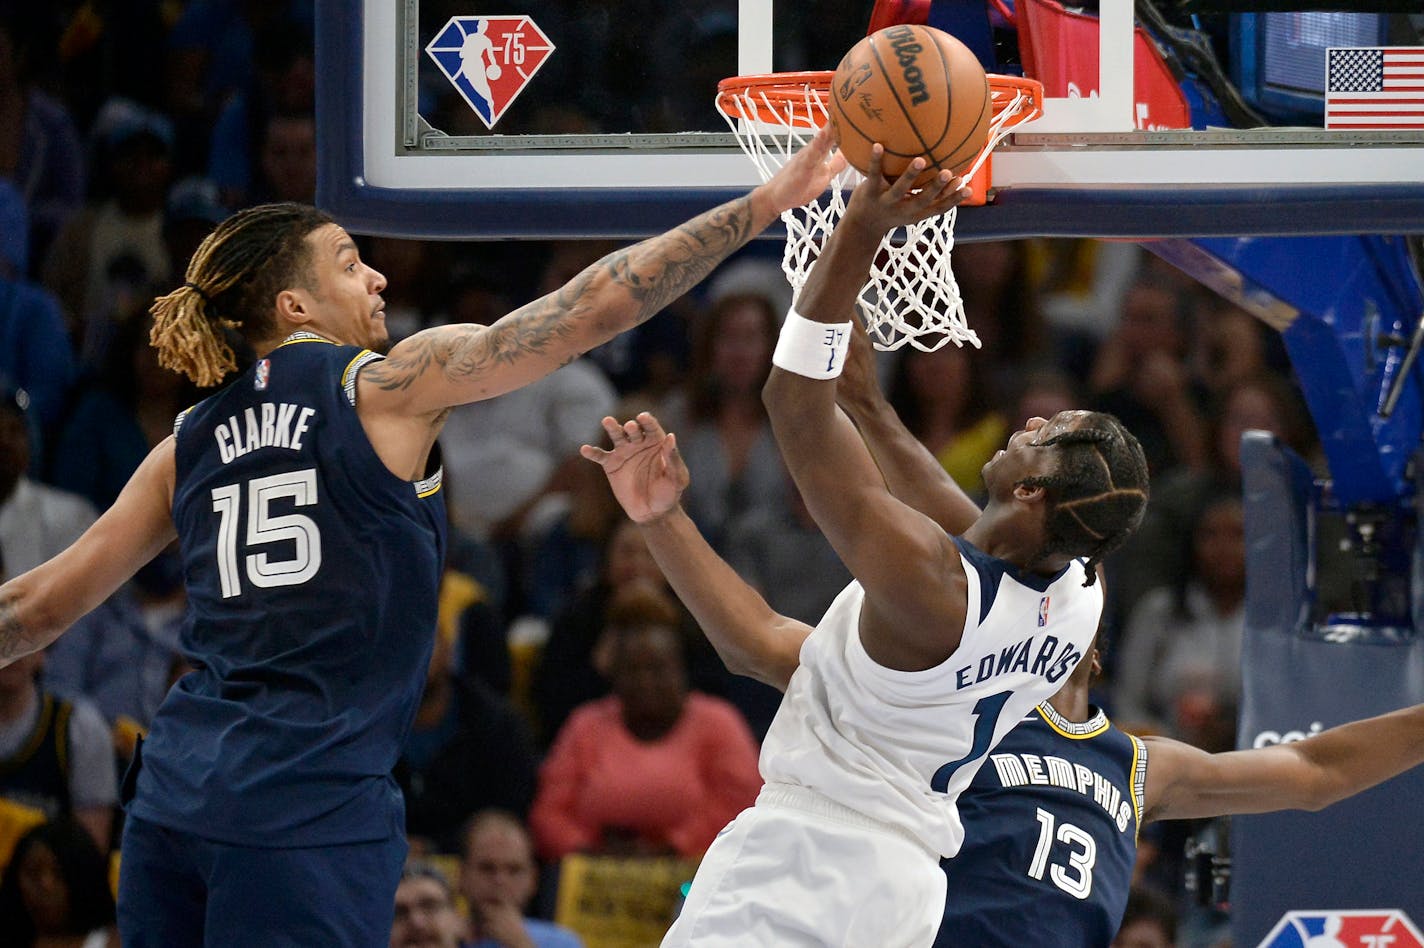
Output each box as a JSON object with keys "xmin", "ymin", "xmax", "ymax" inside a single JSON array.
[
  {"xmin": 426, "ymin": 16, "xmax": 555, "ymax": 129},
  {"xmin": 1258, "ymin": 909, "xmax": 1424, "ymax": 948}
]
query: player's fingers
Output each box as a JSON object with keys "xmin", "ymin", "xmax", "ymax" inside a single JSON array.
[
  {"xmin": 579, "ymin": 443, "xmax": 607, "ymax": 464},
  {"xmin": 636, "ymin": 412, "xmax": 669, "ymax": 441},
  {"xmin": 666, "ymin": 433, "xmax": 691, "ymax": 483},
  {"xmin": 622, "ymin": 419, "xmax": 645, "ymax": 442},
  {"xmin": 600, "ymin": 415, "xmax": 625, "ymax": 443},
  {"xmin": 865, "ymin": 144, "xmax": 887, "ymax": 185},
  {"xmin": 888, "ymin": 157, "xmax": 928, "ymax": 198}
]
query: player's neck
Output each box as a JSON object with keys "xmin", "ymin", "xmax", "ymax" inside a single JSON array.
[{"xmin": 1046, "ymin": 685, "xmax": 1091, "ymax": 722}]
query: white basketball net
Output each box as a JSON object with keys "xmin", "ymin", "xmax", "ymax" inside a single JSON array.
[{"xmin": 718, "ymin": 80, "xmax": 1037, "ymax": 352}]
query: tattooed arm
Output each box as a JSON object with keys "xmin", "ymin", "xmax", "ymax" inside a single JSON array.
[
  {"xmin": 359, "ymin": 127, "xmax": 840, "ymax": 418},
  {"xmin": 0, "ymin": 439, "xmax": 177, "ymax": 668}
]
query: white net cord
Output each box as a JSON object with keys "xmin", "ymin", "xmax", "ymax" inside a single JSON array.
[{"xmin": 720, "ymin": 81, "xmax": 1035, "ymax": 352}]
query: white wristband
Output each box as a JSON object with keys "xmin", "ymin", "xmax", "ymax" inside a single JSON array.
[{"xmin": 772, "ymin": 309, "xmax": 852, "ymax": 380}]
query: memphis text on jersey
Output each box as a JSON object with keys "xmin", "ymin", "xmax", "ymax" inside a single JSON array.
[
  {"xmin": 213, "ymin": 404, "xmax": 317, "ymax": 464},
  {"xmin": 988, "ymin": 751, "xmax": 1134, "ymax": 832}
]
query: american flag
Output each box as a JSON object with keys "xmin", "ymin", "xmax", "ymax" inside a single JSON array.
[{"xmin": 1325, "ymin": 47, "xmax": 1424, "ymax": 129}]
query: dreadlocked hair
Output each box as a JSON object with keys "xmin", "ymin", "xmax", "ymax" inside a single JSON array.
[
  {"xmin": 1018, "ymin": 413, "xmax": 1149, "ymax": 586},
  {"xmin": 149, "ymin": 203, "xmax": 334, "ymax": 387}
]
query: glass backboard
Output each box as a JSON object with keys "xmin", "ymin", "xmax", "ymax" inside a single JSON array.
[{"xmin": 315, "ymin": 0, "xmax": 1424, "ymax": 240}]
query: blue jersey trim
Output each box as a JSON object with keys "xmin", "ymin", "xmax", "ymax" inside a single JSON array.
[{"xmin": 952, "ymin": 536, "xmax": 1081, "ymax": 626}]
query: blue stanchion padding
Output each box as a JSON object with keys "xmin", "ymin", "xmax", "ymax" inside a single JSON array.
[{"xmin": 1232, "ymin": 433, "xmax": 1424, "ymax": 947}]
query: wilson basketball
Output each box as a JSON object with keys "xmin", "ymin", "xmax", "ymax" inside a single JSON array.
[{"xmin": 829, "ymin": 24, "xmax": 991, "ymax": 186}]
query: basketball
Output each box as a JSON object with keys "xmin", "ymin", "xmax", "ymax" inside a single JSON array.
[{"xmin": 829, "ymin": 24, "xmax": 991, "ymax": 186}]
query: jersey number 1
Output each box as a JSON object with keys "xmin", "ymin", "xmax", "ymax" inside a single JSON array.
[
  {"xmin": 211, "ymin": 469, "xmax": 323, "ymax": 598},
  {"xmin": 931, "ymin": 690, "xmax": 1011, "ymax": 792}
]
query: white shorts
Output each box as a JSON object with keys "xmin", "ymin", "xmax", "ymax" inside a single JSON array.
[{"xmin": 662, "ymin": 784, "xmax": 947, "ymax": 948}]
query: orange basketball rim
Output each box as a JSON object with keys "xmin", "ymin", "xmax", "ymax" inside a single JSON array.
[{"xmin": 716, "ymin": 71, "xmax": 1042, "ymax": 206}]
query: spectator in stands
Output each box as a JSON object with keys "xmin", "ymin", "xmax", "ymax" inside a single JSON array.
[
  {"xmin": 1112, "ymin": 885, "xmax": 1179, "ymax": 948},
  {"xmin": 437, "ymin": 340, "xmax": 615, "ymax": 552},
  {"xmin": 208, "ymin": 24, "xmax": 315, "ymax": 209},
  {"xmin": 1107, "ymin": 369, "xmax": 1314, "ymax": 629},
  {"xmin": 721, "ymin": 475, "xmax": 849, "ymax": 739},
  {"xmin": 43, "ymin": 542, "xmax": 188, "ymax": 761},
  {"xmin": 161, "ymin": 177, "xmax": 228, "ymax": 288},
  {"xmin": 0, "ymin": 15, "xmax": 84, "ymax": 279},
  {"xmin": 532, "ymin": 520, "xmax": 731, "ymax": 746},
  {"xmin": 0, "ymin": 183, "xmax": 78, "ymax": 444},
  {"xmin": 1008, "ymin": 366, "xmax": 1082, "ymax": 434},
  {"xmin": 398, "ymin": 602, "xmax": 538, "ymax": 854},
  {"xmin": 886, "ymin": 340, "xmax": 1008, "ymax": 500},
  {"xmin": 522, "ymin": 446, "xmax": 625, "ymax": 622},
  {"xmin": 1089, "ymin": 277, "xmax": 1209, "ymax": 477},
  {"xmin": 1113, "ymin": 492, "xmax": 1246, "ymax": 749},
  {"xmin": 0, "ymin": 641, "xmax": 117, "ymax": 852},
  {"xmin": 164, "ymin": 0, "xmax": 314, "ymax": 170},
  {"xmin": 43, "ymin": 99, "xmax": 175, "ymax": 366},
  {"xmin": 1189, "ymin": 299, "xmax": 1287, "ymax": 402},
  {"xmin": 390, "ymin": 860, "xmax": 466, "ymax": 948},
  {"xmin": 952, "ymin": 240, "xmax": 1046, "ymax": 378},
  {"xmin": 0, "ymin": 391, "xmax": 96, "ymax": 578},
  {"xmin": 562, "ymin": 240, "xmax": 691, "ymax": 406},
  {"xmin": 48, "ymin": 314, "xmax": 203, "ymax": 510},
  {"xmin": 249, "ymin": 109, "xmax": 317, "ymax": 205},
  {"xmin": 460, "ymin": 810, "xmax": 583, "ymax": 948},
  {"xmin": 659, "ymin": 291, "xmax": 790, "ymax": 550},
  {"xmin": 0, "ymin": 819, "xmax": 119, "ymax": 948},
  {"xmin": 530, "ymin": 584, "xmax": 760, "ymax": 861}
]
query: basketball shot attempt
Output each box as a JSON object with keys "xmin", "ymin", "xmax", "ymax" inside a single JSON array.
[
  {"xmin": 829, "ymin": 24, "xmax": 992, "ymax": 187},
  {"xmin": 716, "ymin": 24, "xmax": 1042, "ymax": 352},
  {"xmin": 660, "ymin": 31, "xmax": 1148, "ymax": 946}
]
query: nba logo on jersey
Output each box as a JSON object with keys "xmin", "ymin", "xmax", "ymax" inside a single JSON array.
[
  {"xmin": 426, "ymin": 16, "xmax": 556, "ymax": 128},
  {"xmin": 1258, "ymin": 909, "xmax": 1424, "ymax": 948},
  {"xmin": 254, "ymin": 359, "xmax": 270, "ymax": 391},
  {"xmin": 1037, "ymin": 596, "xmax": 1050, "ymax": 627}
]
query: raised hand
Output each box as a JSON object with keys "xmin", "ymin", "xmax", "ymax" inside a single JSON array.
[
  {"xmin": 843, "ymin": 145, "xmax": 971, "ymax": 236},
  {"xmin": 579, "ymin": 412, "xmax": 690, "ymax": 524},
  {"xmin": 757, "ymin": 125, "xmax": 847, "ymax": 215}
]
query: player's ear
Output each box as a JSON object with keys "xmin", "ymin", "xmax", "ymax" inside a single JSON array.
[
  {"xmin": 1013, "ymin": 480, "xmax": 1047, "ymax": 504},
  {"xmin": 274, "ymin": 288, "xmax": 313, "ymax": 327}
]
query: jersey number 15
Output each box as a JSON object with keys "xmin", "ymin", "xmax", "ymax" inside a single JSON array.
[{"xmin": 211, "ymin": 469, "xmax": 323, "ymax": 598}]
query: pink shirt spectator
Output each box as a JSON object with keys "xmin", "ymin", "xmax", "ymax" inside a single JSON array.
[{"xmin": 531, "ymin": 693, "xmax": 762, "ymax": 861}]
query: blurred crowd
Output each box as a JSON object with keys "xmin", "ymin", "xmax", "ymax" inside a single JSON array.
[{"xmin": 0, "ymin": 3, "xmax": 1328, "ymax": 947}]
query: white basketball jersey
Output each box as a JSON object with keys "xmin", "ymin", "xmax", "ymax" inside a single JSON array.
[{"xmin": 758, "ymin": 536, "xmax": 1103, "ymax": 858}]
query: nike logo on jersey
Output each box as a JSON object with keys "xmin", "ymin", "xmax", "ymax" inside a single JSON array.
[
  {"xmin": 989, "ymin": 752, "xmax": 1134, "ymax": 832},
  {"xmin": 953, "ymin": 635, "xmax": 1082, "ymax": 692},
  {"xmin": 215, "ymin": 404, "xmax": 317, "ymax": 464}
]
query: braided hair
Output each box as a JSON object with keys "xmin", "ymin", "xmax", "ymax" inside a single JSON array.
[
  {"xmin": 149, "ymin": 202, "xmax": 334, "ymax": 387},
  {"xmin": 1019, "ymin": 412, "xmax": 1149, "ymax": 586}
]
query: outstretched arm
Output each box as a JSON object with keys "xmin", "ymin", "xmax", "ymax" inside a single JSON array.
[
  {"xmin": 361, "ymin": 128, "xmax": 842, "ymax": 417},
  {"xmin": 763, "ymin": 151, "xmax": 974, "ymax": 669},
  {"xmin": 836, "ymin": 321, "xmax": 981, "ymax": 536},
  {"xmin": 0, "ymin": 439, "xmax": 178, "ymax": 667},
  {"xmin": 1142, "ymin": 702, "xmax": 1424, "ymax": 822},
  {"xmin": 581, "ymin": 414, "xmax": 810, "ymax": 690}
]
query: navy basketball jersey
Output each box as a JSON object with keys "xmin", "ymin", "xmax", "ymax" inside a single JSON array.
[
  {"xmin": 128, "ymin": 332, "xmax": 447, "ymax": 847},
  {"xmin": 935, "ymin": 704, "xmax": 1147, "ymax": 948}
]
